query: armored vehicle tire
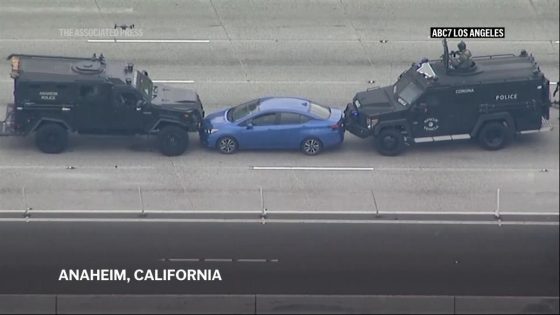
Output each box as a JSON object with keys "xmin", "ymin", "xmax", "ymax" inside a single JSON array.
[
  {"xmin": 477, "ymin": 121, "xmax": 513, "ymax": 151},
  {"xmin": 217, "ymin": 136, "xmax": 239, "ymax": 154},
  {"xmin": 301, "ymin": 137, "xmax": 323, "ymax": 156},
  {"xmin": 375, "ymin": 128, "xmax": 406, "ymax": 156},
  {"xmin": 35, "ymin": 123, "xmax": 68, "ymax": 154},
  {"xmin": 158, "ymin": 125, "xmax": 189, "ymax": 156}
]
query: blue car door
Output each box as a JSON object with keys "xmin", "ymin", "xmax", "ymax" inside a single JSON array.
[
  {"xmin": 238, "ymin": 112, "xmax": 279, "ymax": 149},
  {"xmin": 276, "ymin": 112, "xmax": 309, "ymax": 148}
]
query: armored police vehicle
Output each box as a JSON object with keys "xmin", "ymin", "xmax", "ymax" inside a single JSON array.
[
  {"xmin": 0, "ymin": 54, "xmax": 204, "ymax": 156},
  {"xmin": 344, "ymin": 39, "xmax": 553, "ymax": 156}
]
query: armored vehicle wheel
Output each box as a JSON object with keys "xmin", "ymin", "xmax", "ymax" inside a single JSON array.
[
  {"xmin": 217, "ymin": 136, "xmax": 238, "ymax": 154},
  {"xmin": 35, "ymin": 123, "xmax": 68, "ymax": 154},
  {"xmin": 158, "ymin": 125, "xmax": 189, "ymax": 156},
  {"xmin": 478, "ymin": 121, "xmax": 513, "ymax": 151},
  {"xmin": 375, "ymin": 128, "xmax": 405, "ymax": 156},
  {"xmin": 301, "ymin": 137, "xmax": 323, "ymax": 156}
]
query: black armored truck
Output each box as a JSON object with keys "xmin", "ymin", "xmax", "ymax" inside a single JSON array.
[
  {"xmin": 0, "ymin": 54, "xmax": 204, "ymax": 156},
  {"xmin": 344, "ymin": 40, "xmax": 553, "ymax": 156}
]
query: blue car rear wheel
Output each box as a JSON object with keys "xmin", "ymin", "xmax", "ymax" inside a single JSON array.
[
  {"xmin": 301, "ymin": 138, "xmax": 323, "ymax": 156},
  {"xmin": 217, "ymin": 136, "xmax": 239, "ymax": 154}
]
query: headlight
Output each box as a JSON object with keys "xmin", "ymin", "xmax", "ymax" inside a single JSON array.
[{"xmin": 366, "ymin": 117, "xmax": 379, "ymax": 129}]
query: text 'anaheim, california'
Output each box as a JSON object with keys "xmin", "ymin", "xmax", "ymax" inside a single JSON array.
[{"xmin": 58, "ymin": 269, "xmax": 222, "ymax": 283}]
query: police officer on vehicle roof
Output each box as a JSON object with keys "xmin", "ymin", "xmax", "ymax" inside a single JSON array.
[{"xmin": 450, "ymin": 40, "xmax": 473, "ymax": 70}]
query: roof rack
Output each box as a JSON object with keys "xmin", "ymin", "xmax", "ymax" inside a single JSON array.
[{"xmin": 471, "ymin": 53, "xmax": 517, "ymax": 60}]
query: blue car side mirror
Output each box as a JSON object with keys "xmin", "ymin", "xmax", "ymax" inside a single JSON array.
[{"xmin": 246, "ymin": 123, "xmax": 254, "ymax": 130}]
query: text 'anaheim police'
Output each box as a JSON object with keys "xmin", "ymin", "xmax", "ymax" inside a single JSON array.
[
  {"xmin": 58, "ymin": 269, "xmax": 222, "ymax": 283},
  {"xmin": 430, "ymin": 27, "xmax": 505, "ymax": 38}
]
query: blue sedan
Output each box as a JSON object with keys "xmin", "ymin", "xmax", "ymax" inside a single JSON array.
[{"xmin": 200, "ymin": 97, "xmax": 345, "ymax": 155}]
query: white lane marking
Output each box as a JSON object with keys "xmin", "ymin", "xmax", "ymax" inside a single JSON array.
[
  {"xmin": 1, "ymin": 7, "xmax": 134, "ymax": 13},
  {"xmin": 152, "ymin": 80, "xmax": 195, "ymax": 84},
  {"xmin": 194, "ymin": 80, "xmax": 367, "ymax": 84},
  {"xmin": 87, "ymin": 39, "xmax": 210, "ymax": 43},
  {"xmin": 237, "ymin": 259, "xmax": 268, "ymax": 263},
  {"xmin": 0, "ymin": 210, "xmax": 557, "ymax": 216},
  {"xmin": 0, "ymin": 218, "xmax": 557, "ymax": 226},
  {"xmin": 252, "ymin": 166, "xmax": 374, "ymax": 171},
  {"xmin": 252, "ymin": 166, "xmax": 559, "ymax": 172},
  {"xmin": 204, "ymin": 258, "xmax": 233, "ymax": 262},
  {"xmin": 162, "ymin": 258, "xmax": 200, "ymax": 262},
  {"xmin": 0, "ymin": 166, "xmax": 155, "ymax": 170}
]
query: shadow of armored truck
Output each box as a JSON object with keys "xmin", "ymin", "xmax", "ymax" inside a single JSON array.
[
  {"xmin": 0, "ymin": 54, "xmax": 204, "ymax": 156},
  {"xmin": 344, "ymin": 39, "xmax": 553, "ymax": 156}
]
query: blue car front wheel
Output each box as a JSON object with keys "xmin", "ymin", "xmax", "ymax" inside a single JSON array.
[
  {"xmin": 301, "ymin": 138, "xmax": 323, "ymax": 156},
  {"xmin": 217, "ymin": 136, "xmax": 239, "ymax": 154}
]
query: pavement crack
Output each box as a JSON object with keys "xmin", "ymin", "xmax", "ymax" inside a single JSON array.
[
  {"xmin": 209, "ymin": 0, "xmax": 249, "ymax": 81},
  {"xmin": 338, "ymin": 0, "xmax": 374, "ymax": 69},
  {"xmin": 170, "ymin": 161, "xmax": 194, "ymax": 209}
]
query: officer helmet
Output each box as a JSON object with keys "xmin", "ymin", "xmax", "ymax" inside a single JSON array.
[{"xmin": 458, "ymin": 41, "xmax": 466, "ymax": 51}]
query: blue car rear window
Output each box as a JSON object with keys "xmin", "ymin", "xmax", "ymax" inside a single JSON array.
[{"xmin": 309, "ymin": 103, "xmax": 330, "ymax": 119}]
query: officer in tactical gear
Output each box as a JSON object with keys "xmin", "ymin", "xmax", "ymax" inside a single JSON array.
[{"xmin": 450, "ymin": 41, "xmax": 473, "ymax": 70}]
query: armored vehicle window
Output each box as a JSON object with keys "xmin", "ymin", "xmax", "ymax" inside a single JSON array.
[
  {"xmin": 252, "ymin": 113, "xmax": 277, "ymax": 126},
  {"xmin": 134, "ymin": 71, "xmax": 153, "ymax": 99},
  {"xmin": 397, "ymin": 81, "xmax": 423, "ymax": 106},
  {"xmin": 80, "ymin": 86, "xmax": 99, "ymax": 98},
  {"xmin": 121, "ymin": 92, "xmax": 138, "ymax": 107}
]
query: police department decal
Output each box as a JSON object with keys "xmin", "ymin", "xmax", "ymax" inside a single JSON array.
[{"xmin": 424, "ymin": 118, "xmax": 439, "ymax": 131}]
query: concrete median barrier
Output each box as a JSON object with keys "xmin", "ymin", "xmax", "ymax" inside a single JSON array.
[
  {"xmin": 0, "ymin": 295, "xmax": 55, "ymax": 314},
  {"xmin": 56, "ymin": 294, "xmax": 255, "ymax": 314},
  {"xmin": 256, "ymin": 295, "xmax": 454, "ymax": 314}
]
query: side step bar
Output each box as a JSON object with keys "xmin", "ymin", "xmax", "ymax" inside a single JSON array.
[
  {"xmin": 414, "ymin": 134, "xmax": 470, "ymax": 143},
  {"xmin": 518, "ymin": 118, "xmax": 553, "ymax": 134}
]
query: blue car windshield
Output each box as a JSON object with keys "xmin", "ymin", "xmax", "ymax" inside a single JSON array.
[{"xmin": 227, "ymin": 99, "xmax": 260, "ymax": 122}]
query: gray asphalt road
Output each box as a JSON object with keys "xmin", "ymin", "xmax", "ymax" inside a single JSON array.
[
  {"xmin": 0, "ymin": 215, "xmax": 557, "ymax": 295},
  {"xmin": 0, "ymin": 0, "xmax": 558, "ymax": 213}
]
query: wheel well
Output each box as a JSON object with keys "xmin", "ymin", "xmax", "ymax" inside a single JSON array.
[
  {"xmin": 377, "ymin": 125, "xmax": 407, "ymax": 135},
  {"xmin": 475, "ymin": 119, "xmax": 512, "ymax": 137},
  {"xmin": 34, "ymin": 120, "xmax": 69, "ymax": 133},
  {"xmin": 155, "ymin": 121, "xmax": 187, "ymax": 132},
  {"xmin": 472, "ymin": 113, "xmax": 515, "ymax": 137}
]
